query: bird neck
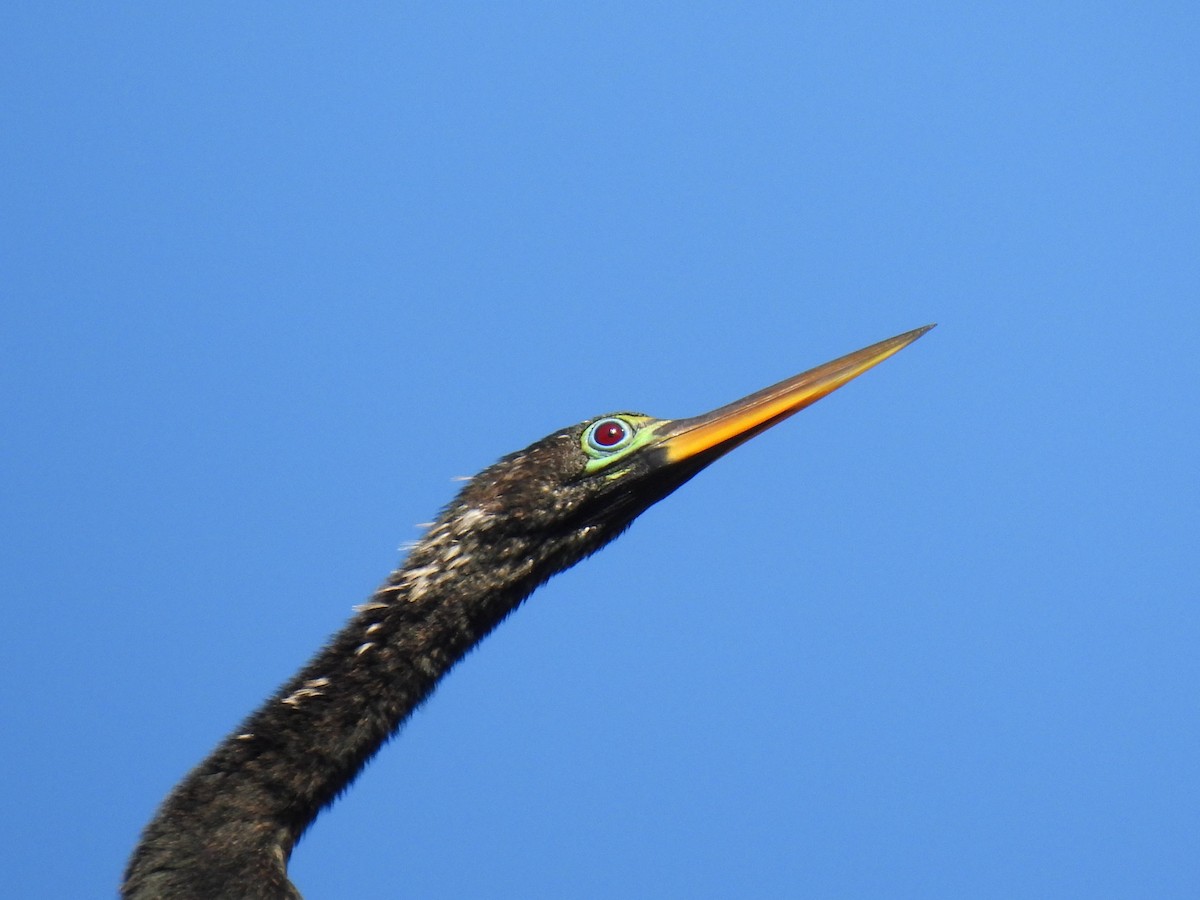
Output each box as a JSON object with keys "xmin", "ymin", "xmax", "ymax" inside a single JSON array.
[{"xmin": 124, "ymin": 505, "xmax": 572, "ymax": 898}]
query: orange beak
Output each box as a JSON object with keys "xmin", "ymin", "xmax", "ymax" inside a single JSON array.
[{"xmin": 656, "ymin": 325, "xmax": 935, "ymax": 464}]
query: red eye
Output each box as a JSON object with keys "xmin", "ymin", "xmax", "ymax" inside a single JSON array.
[
  {"xmin": 594, "ymin": 421, "xmax": 626, "ymax": 446},
  {"xmin": 585, "ymin": 417, "xmax": 634, "ymax": 454}
]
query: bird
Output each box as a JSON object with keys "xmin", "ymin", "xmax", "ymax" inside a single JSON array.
[{"xmin": 123, "ymin": 324, "xmax": 933, "ymax": 899}]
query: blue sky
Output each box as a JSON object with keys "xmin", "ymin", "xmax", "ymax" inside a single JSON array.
[{"xmin": 3, "ymin": 4, "xmax": 1198, "ymax": 898}]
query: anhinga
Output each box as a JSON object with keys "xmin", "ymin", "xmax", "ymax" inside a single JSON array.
[{"xmin": 123, "ymin": 325, "xmax": 933, "ymax": 899}]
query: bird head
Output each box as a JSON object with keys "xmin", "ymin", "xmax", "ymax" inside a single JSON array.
[{"xmin": 434, "ymin": 326, "xmax": 934, "ymax": 581}]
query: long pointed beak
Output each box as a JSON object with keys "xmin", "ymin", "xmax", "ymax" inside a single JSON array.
[{"xmin": 655, "ymin": 324, "xmax": 935, "ymax": 464}]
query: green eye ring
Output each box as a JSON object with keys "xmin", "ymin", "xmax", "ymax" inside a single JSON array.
[
  {"xmin": 580, "ymin": 415, "xmax": 663, "ymax": 475},
  {"xmin": 583, "ymin": 417, "xmax": 636, "ymax": 456}
]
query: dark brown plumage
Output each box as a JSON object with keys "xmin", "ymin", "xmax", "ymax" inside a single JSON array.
[{"xmin": 123, "ymin": 326, "xmax": 932, "ymax": 899}]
